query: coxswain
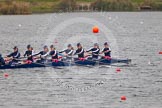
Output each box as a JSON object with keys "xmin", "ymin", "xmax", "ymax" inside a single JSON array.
[
  {"xmin": 24, "ymin": 45, "xmax": 33, "ymax": 62},
  {"xmin": 0, "ymin": 54, "xmax": 5, "ymax": 65},
  {"xmin": 49, "ymin": 45, "xmax": 58, "ymax": 59},
  {"xmin": 101, "ymin": 42, "xmax": 111, "ymax": 58},
  {"xmin": 74, "ymin": 43, "xmax": 85, "ymax": 58},
  {"xmin": 6, "ymin": 46, "xmax": 21, "ymax": 62},
  {"xmin": 59, "ymin": 44, "xmax": 74, "ymax": 57},
  {"xmin": 86, "ymin": 43, "xmax": 100, "ymax": 59}
]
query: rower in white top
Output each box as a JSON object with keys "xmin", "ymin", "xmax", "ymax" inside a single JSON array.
[
  {"xmin": 33, "ymin": 45, "xmax": 49, "ymax": 63},
  {"xmin": 59, "ymin": 44, "xmax": 74, "ymax": 60},
  {"xmin": 86, "ymin": 43, "xmax": 100, "ymax": 60}
]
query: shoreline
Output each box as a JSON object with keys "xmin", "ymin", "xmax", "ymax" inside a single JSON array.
[
  {"xmin": 1, "ymin": 11, "xmax": 162, "ymax": 16},
  {"xmin": 1, "ymin": 0, "xmax": 162, "ymax": 15}
]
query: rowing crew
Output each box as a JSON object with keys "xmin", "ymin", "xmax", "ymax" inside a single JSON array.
[{"xmin": 0, "ymin": 42, "xmax": 111, "ymax": 65}]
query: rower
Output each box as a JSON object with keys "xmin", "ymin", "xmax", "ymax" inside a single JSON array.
[
  {"xmin": 6, "ymin": 46, "xmax": 21, "ymax": 62},
  {"xmin": 86, "ymin": 43, "xmax": 100, "ymax": 59},
  {"xmin": 24, "ymin": 45, "xmax": 33, "ymax": 62},
  {"xmin": 33, "ymin": 45, "xmax": 49, "ymax": 63},
  {"xmin": 0, "ymin": 54, "xmax": 5, "ymax": 65},
  {"xmin": 49, "ymin": 45, "xmax": 58, "ymax": 60},
  {"xmin": 74, "ymin": 43, "xmax": 85, "ymax": 58},
  {"xmin": 59, "ymin": 44, "xmax": 74, "ymax": 57},
  {"xmin": 101, "ymin": 42, "xmax": 111, "ymax": 57}
]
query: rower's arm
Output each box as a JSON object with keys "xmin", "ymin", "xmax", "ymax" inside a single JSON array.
[
  {"xmin": 74, "ymin": 49, "xmax": 84, "ymax": 55},
  {"xmin": 92, "ymin": 48, "xmax": 100, "ymax": 53},
  {"xmin": 32, "ymin": 50, "xmax": 36, "ymax": 55},
  {"xmin": 24, "ymin": 51, "xmax": 27, "ymax": 57},
  {"xmin": 106, "ymin": 50, "xmax": 111, "ymax": 53},
  {"xmin": 74, "ymin": 51, "xmax": 77, "ymax": 55},
  {"xmin": 108, "ymin": 47, "xmax": 111, "ymax": 52},
  {"xmin": 14, "ymin": 52, "xmax": 20, "ymax": 58},
  {"xmin": 7, "ymin": 52, "xmax": 13, "ymax": 57},
  {"xmin": 59, "ymin": 50, "xmax": 65, "ymax": 53},
  {"xmin": 41, "ymin": 52, "xmax": 49, "ymax": 58},
  {"xmin": 52, "ymin": 51, "xmax": 57, "ymax": 57},
  {"xmin": 86, "ymin": 48, "xmax": 93, "ymax": 52},
  {"xmin": 67, "ymin": 50, "xmax": 74, "ymax": 55},
  {"xmin": 32, "ymin": 52, "xmax": 41, "ymax": 56},
  {"xmin": 101, "ymin": 48, "xmax": 111, "ymax": 53},
  {"xmin": 100, "ymin": 51, "xmax": 104, "ymax": 54}
]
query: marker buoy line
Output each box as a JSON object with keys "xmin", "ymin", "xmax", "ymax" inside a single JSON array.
[
  {"xmin": 116, "ymin": 68, "xmax": 121, "ymax": 72},
  {"xmin": 121, "ymin": 96, "xmax": 127, "ymax": 101},
  {"xmin": 3, "ymin": 73, "xmax": 9, "ymax": 78},
  {"xmin": 93, "ymin": 26, "xmax": 99, "ymax": 33},
  {"xmin": 159, "ymin": 51, "xmax": 162, "ymax": 54}
]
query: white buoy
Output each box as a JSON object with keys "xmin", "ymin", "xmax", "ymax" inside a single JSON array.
[
  {"xmin": 140, "ymin": 21, "xmax": 144, "ymax": 24},
  {"xmin": 148, "ymin": 61, "xmax": 151, "ymax": 65},
  {"xmin": 108, "ymin": 17, "xmax": 112, "ymax": 20},
  {"xmin": 18, "ymin": 24, "xmax": 22, "ymax": 27}
]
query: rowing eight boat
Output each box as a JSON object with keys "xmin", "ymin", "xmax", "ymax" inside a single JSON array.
[{"xmin": 0, "ymin": 58, "xmax": 131, "ymax": 70}]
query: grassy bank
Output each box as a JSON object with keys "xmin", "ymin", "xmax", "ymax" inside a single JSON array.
[{"xmin": 0, "ymin": 0, "xmax": 162, "ymax": 15}]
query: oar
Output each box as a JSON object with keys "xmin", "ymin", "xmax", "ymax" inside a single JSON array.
[
  {"xmin": 59, "ymin": 52, "xmax": 106, "ymax": 67},
  {"xmin": 76, "ymin": 53, "xmax": 131, "ymax": 65},
  {"xmin": 57, "ymin": 53, "xmax": 95, "ymax": 68},
  {"xmin": 22, "ymin": 54, "xmax": 93, "ymax": 68},
  {"xmin": 91, "ymin": 52, "xmax": 131, "ymax": 64},
  {"xmin": 4, "ymin": 56, "xmax": 28, "ymax": 62}
]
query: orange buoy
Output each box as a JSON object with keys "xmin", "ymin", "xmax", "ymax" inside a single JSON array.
[
  {"xmin": 4, "ymin": 73, "xmax": 9, "ymax": 78},
  {"xmin": 116, "ymin": 68, "xmax": 121, "ymax": 72},
  {"xmin": 159, "ymin": 51, "xmax": 162, "ymax": 54},
  {"xmin": 121, "ymin": 96, "xmax": 127, "ymax": 101},
  {"xmin": 93, "ymin": 26, "xmax": 99, "ymax": 33}
]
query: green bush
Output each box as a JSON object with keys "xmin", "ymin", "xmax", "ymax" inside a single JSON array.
[
  {"xmin": 58, "ymin": 0, "xmax": 77, "ymax": 11},
  {"xmin": 91, "ymin": 0, "xmax": 135, "ymax": 11}
]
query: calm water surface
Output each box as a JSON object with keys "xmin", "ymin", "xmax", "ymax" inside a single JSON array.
[{"xmin": 0, "ymin": 12, "xmax": 162, "ymax": 108}]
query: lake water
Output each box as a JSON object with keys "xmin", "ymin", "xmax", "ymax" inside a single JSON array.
[{"xmin": 0, "ymin": 12, "xmax": 162, "ymax": 108}]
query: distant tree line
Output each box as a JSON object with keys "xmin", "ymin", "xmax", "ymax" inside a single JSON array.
[
  {"xmin": 58, "ymin": 0, "xmax": 161, "ymax": 11},
  {"xmin": 0, "ymin": 0, "xmax": 162, "ymax": 15}
]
